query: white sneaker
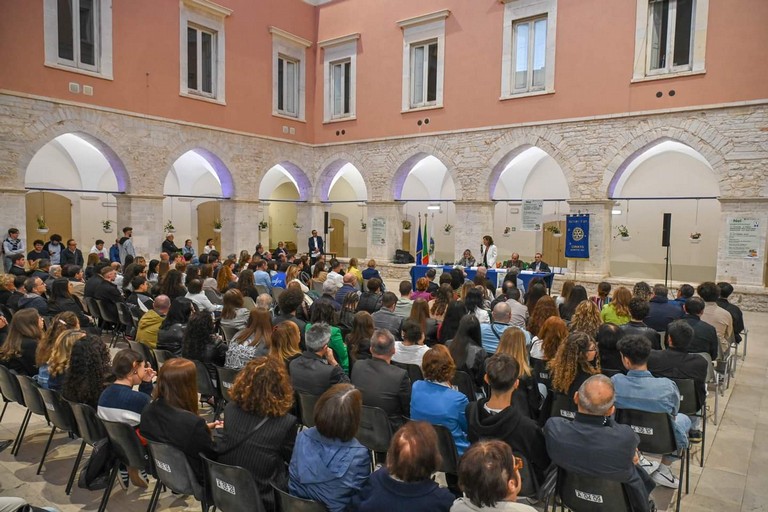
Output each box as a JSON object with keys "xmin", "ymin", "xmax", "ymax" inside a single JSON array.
[
  {"xmin": 638, "ymin": 454, "xmax": 660, "ymax": 475},
  {"xmin": 652, "ymin": 465, "xmax": 680, "ymax": 488}
]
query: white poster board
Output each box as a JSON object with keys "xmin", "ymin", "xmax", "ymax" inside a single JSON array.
[
  {"xmin": 371, "ymin": 217, "xmax": 386, "ymax": 246},
  {"xmin": 726, "ymin": 217, "xmax": 761, "ymax": 258},
  {"xmin": 521, "ymin": 200, "xmax": 543, "ymax": 231}
]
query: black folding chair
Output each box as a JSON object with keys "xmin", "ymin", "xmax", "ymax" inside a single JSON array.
[
  {"xmin": 391, "ymin": 361, "xmax": 423, "ymax": 383},
  {"xmin": 152, "ymin": 349, "xmax": 175, "ymax": 368},
  {"xmin": 615, "ymin": 408, "xmax": 687, "ymax": 512},
  {"xmin": 215, "ymin": 366, "xmax": 240, "ymax": 404},
  {"xmin": 271, "ymin": 482, "xmax": 328, "ymax": 512},
  {"xmin": 557, "ymin": 467, "xmax": 632, "ymax": 512},
  {"xmin": 36, "ymin": 388, "xmax": 78, "ymax": 476},
  {"xmin": 94, "ymin": 298, "xmax": 121, "ymax": 346},
  {"xmin": 296, "ymin": 392, "xmax": 321, "ymax": 429},
  {"xmin": 549, "ymin": 392, "xmax": 576, "ymax": 421},
  {"xmin": 356, "ymin": 406, "xmax": 393, "ymax": 469},
  {"xmin": 66, "ymin": 400, "xmax": 108, "ymax": 495},
  {"xmin": 116, "ymin": 302, "xmax": 135, "ymax": 343},
  {"xmin": 202, "ymin": 454, "xmax": 266, "ymax": 512},
  {"xmin": 146, "ymin": 441, "xmax": 208, "ymax": 512},
  {"xmin": 672, "ymin": 377, "xmax": 706, "ymax": 468},
  {"xmin": 195, "ymin": 360, "xmax": 223, "ymax": 419},
  {"xmin": 14, "ymin": 374, "xmax": 50, "ymax": 457},
  {"xmin": 432, "ymin": 424, "xmax": 459, "ymax": 477},
  {"xmin": 128, "ymin": 340, "xmax": 158, "ymax": 370},
  {"xmin": 452, "ymin": 370, "xmax": 478, "ymax": 402},
  {"xmin": 0, "ymin": 366, "xmax": 29, "ymax": 456},
  {"xmin": 99, "ymin": 420, "xmax": 151, "ymax": 512},
  {"xmin": 84, "ymin": 296, "xmax": 102, "ymax": 323}
]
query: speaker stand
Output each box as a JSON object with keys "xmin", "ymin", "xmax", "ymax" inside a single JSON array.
[{"xmin": 664, "ymin": 245, "xmax": 671, "ymax": 288}]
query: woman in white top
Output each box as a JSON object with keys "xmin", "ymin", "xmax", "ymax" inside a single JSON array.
[
  {"xmin": 285, "ymin": 264, "xmax": 309, "ymax": 293},
  {"xmin": 479, "ymin": 235, "xmax": 497, "ymax": 268},
  {"xmin": 203, "ymin": 238, "xmax": 216, "ymax": 255}
]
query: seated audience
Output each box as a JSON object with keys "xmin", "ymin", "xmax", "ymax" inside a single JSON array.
[
  {"xmin": 47, "ymin": 277, "xmax": 91, "ymax": 327},
  {"xmin": 274, "ymin": 287, "xmax": 308, "ymax": 347},
  {"xmin": 411, "ymin": 277, "xmax": 433, "ymax": 301},
  {"xmin": 393, "ymin": 319, "xmax": 429, "ymax": 368},
  {"xmin": 307, "ymin": 301, "xmax": 349, "ymax": 374},
  {"xmin": 549, "ymin": 331, "xmax": 600, "ymax": 398},
  {"xmin": 596, "ymin": 322, "xmax": 624, "ymax": 372},
  {"xmin": 269, "ymin": 321, "xmax": 302, "ymax": 367},
  {"xmin": 716, "ymin": 282, "xmax": 744, "ymax": 344},
  {"xmin": 36, "ymin": 311, "xmax": 79, "ymax": 388},
  {"xmin": 495, "ymin": 329, "xmax": 542, "ymax": 420},
  {"xmin": 408, "ymin": 298, "xmax": 438, "ymax": 346},
  {"xmin": 357, "ymin": 277, "xmax": 383, "ymax": 313},
  {"xmin": 645, "ymin": 284, "xmax": 683, "ymax": 332},
  {"xmin": 226, "ymin": 308, "xmax": 272, "ymax": 369},
  {"xmin": 18, "ymin": 276, "xmax": 48, "ymax": 315},
  {"xmin": 671, "ymin": 283, "xmax": 694, "ymax": 307},
  {"xmin": 126, "ymin": 276, "xmax": 153, "ymax": 310},
  {"xmin": 0, "ymin": 308, "xmax": 43, "ymax": 376},
  {"xmin": 480, "ymin": 302, "xmax": 517, "ymax": 354},
  {"xmin": 447, "ymin": 314, "xmax": 487, "ymax": 387},
  {"xmin": 182, "ymin": 310, "xmax": 226, "ymax": 377},
  {"xmin": 345, "ymin": 311, "xmax": 374, "ymax": 365},
  {"xmin": 697, "ymin": 281, "xmax": 733, "ymax": 357},
  {"xmin": 559, "ymin": 284, "xmax": 588, "ymax": 322},
  {"xmin": 568, "ymin": 300, "xmax": 603, "ymax": 340},
  {"xmin": 372, "ymin": 292, "xmax": 404, "ymax": 340},
  {"xmin": 62, "ymin": 334, "xmax": 112, "ymax": 409},
  {"xmin": 680, "ymin": 297, "xmax": 719, "ymax": 360},
  {"xmin": 465, "ymin": 287, "xmax": 490, "ymax": 324},
  {"xmin": 335, "ymin": 273, "xmax": 359, "ymax": 305},
  {"xmin": 220, "ymin": 288, "xmax": 251, "ymax": 332},
  {"xmin": 428, "ymin": 284, "xmax": 452, "ymax": 323},
  {"xmin": 290, "ymin": 323, "xmax": 350, "ymax": 396},
  {"xmin": 184, "ymin": 279, "xmax": 222, "ymax": 313},
  {"xmin": 438, "ymin": 301, "xmax": 467, "ymax": 344},
  {"xmin": 394, "ymin": 281, "xmax": 414, "ymax": 318},
  {"xmin": 136, "ymin": 295, "xmax": 170, "ymax": 349},
  {"xmin": 289, "ymin": 384, "xmax": 370, "ymax": 512},
  {"xmin": 156, "ymin": 297, "xmax": 194, "ymax": 356},
  {"xmin": 526, "ymin": 296, "xmax": 558, "ymax": 342},
  {"xmin": 600, "ymin": 286, "xmax": 632, "ymax": 325},
  {"xmin": 590, "ymin": 281, "xmax": 612, "ymax": 310},
  {"xmin": 46, "ymin": 329, "xmax": 85, "ymax": 391}
]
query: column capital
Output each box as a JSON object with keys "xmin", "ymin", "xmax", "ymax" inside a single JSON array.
[
  {"xmin": 567, "ymin": 199, "xmax": 614, "ymax": 207},
  {"xmin": 454, "ymin": 200, "xmax": 494, "ymax": 207},
  {"xmin": 0, "ymin": 187, "xmax": 27, "ymax": 195},
  {"xmin": 119, "ymin": 193, "xmax": 165, "ymax": 201},
  {"xmin": 718, "ymin": 197, "xmax": 768, "ymax": 205}
]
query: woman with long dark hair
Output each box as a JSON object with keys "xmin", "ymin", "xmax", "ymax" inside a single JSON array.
[
  {"xmin": 447, "ymin": 314, "xmax": 487, "ymax": 387},
  {"xmin": 345, "ymin": 311, "xmax": 374, "ymax": 365},
  {"xmin": 182, "ymin": 311, "xmax": 226, "ymax": 380},
  {"xmin": 527, "ymin": 296, "xmax": 559, "ymax": 340},
  {"xmin": 146, "ymin": 259, "xmax": 160, "ymax": 283},
  {"xmin": 464, "ymin": 288, "xmax": 489, "ymax": 324},
  {"xmin": 438, "ymin": 301, "xmax": 467, "ymax": 344},
  {"xmin": 428, "ymin": 284, "xmax": 452, "ymax": 323},
  {"xmin": 47, "ymin": 277, "xmax": 91, "ymax": 326},
  {"xmin": 525, "ymin": 281, "xmax": 547, "ymax": 316},
  {"xmin": 226, "ymin": 308, "xmax": 272, "ymax": 369},
  {"xmin": 408, "ymin": 299, "xmax": 438, "ymax": 346},
  {"xmin": 63, "ymin": 334, "xmax": 112, "ymax": 408},
  {"xmin": 236, "ymin": 269, "xmax": 260, "ymax": 301},
  {"xmin": 158, "ymin": 269, "xmax": 186, "ymax": 300},
  {"xmin": 337, "ymin": 292, "xmax": 359, "ymax": 341},
  {"xmin": 559, "ymin": 284, "xmax": 588, "ymax": 322},
  {"xmin": 157, "ymin": 297, "xmax": 195, "ymax": 356}
]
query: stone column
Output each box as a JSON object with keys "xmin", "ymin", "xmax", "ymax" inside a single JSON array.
[
  {"xmin": 716, "ymin": 198, "xmax": 768, "ymax": 289},
  {"xmin": 295, "ymin": 201, "xmax": 325, "ymax": 255},
  {"xmin": 115, "ymin": 194, "xmax": 164, "ymax": 259},
  {"xmin": 366, "ymin": 201, "xmax": 405, "ymax": 262},
  {"xmin": 219, "ymin": 199, "xmax": 264, "ymax": 255},
  {"xmin": 0, "ymin": 188, "xmax": 27, "ymax": 274},
  {"xmin": 453, "ymin": 201, "xmax": 494, "ymax": 265},
  {"xmin": 565, "ymin": 200, "xmax": 613, "ymax": 279}
]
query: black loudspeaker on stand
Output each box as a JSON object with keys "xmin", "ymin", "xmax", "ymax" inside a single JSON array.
[{"xmin": 662, "ymin": 213, "xmax": 671, "ymax": 287}]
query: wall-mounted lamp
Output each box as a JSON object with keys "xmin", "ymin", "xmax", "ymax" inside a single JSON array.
[
  {"xmin": 611, "ymin": 201, "xmax": 622, "ymax": 215},
  {"xmin": 427, "ymin": 203, "xmax": 441, "ymax": 211}
]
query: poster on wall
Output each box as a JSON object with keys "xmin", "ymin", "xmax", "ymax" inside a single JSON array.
[
  {"xmin": 371, "ymin": 217, "xmax": 386, "ymax": 246},
  {"xmin": 565, "ymin": 214, "xmax": 590, "ymax": 259},
  {"xmin": 521, "ymin": 200, "xmax": 543, "ymax": 231},
  {"xmin": 726, "ymin": 217, "xmax": 761, "ymax": 258}
]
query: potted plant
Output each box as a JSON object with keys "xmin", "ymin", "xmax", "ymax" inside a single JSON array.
[
  {"xmin": 547, "ymin": 225, "xmax": 562, "ymax": 238},
  {"xmin": 503, "ymin": 226, "xmax": 511, "ymax": 237},
  {"xmin": 36, "ymin": 215, "xmax": 48, "ymax": 234},
  {"xmin": 615, "ymin": 225, "xmax": 630, "ymax": 241},
  {"xmin": 443, "ymin": 224, "xmax": 453, "ymax": 235},
  {"xmin": 258, "ymin": 220, "xmax": 268, "ymax": 231},
  {"xmin": 293, "ymin": 222, "xmax": 302, "ymax": 232},
  {"xmin": 402, "ymin": 220, "xmax": 411, "ymax": 233},
  {"xmin": 102, "ymin": 219, "xmax": 113, "ymax": 233},
  {"xmin": 360, "ymin": 221, "xmax": 366, "ymax": 232},
  {"xmin": 690, "ymin": 232, "xmax": 702, "ymax": 243},
  {"xmin": 164, "ymin": 220, "xmax": 175, "ymax": 233},
  {"xmin": 213, "ymin": 218, "xmax": 222, "ymax": 233}
]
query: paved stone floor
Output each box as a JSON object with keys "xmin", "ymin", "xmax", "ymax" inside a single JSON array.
[{"xmin": 0, "ymin": 311, "xmax": 764, "ymax": 511}]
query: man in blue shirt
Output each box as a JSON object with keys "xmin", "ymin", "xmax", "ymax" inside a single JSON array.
[
  {"xmin": 612, "ymin": 335, "xmax": 690, "ymax": 490},
  {"xmin": 253, "ymin": 259, "xmax": 272, "ymax": 292},
  {"xmin": 480, "ymin": 302, "xmax": 531, "ymax": 354},
  {"xmin": 271, "ymin": 262, "xmax": 288, "ymax": 288}
]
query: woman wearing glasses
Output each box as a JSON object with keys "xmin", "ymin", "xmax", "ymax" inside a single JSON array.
[{"xmin": 548, "ymin": 331, "xmax": 601, "ymax": 399}]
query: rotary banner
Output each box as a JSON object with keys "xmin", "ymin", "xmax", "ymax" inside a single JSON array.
[{"xmin": 566, "ymin": 214, "xmax": 590, "ymax": 259}]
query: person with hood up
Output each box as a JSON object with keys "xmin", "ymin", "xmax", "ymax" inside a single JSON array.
[{"xmin": 288, "ymin": 383, "xmax": 369, "ymax": 512}]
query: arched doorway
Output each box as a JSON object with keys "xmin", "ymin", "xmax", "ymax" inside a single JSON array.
[
  {"xmin": 323, "ymin": 161, "xmax": 368, "ymax": 257},
  {"xmin": 259, "ymin": 162, "xmax": 309, "ymax": 253},
  {"xmin": 609, "ymin": 140, "xmax": 720, "ymax": 281}
]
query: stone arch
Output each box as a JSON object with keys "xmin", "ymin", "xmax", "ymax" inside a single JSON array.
[
  {"xmin": 259, "ymin": 160, "xmax": 313, "ymax": 201},
  {"xmin": 315, "ymin": 154, "xmax": 371, "ymax": 201},
  {"xmin": 603, "ymin": 125, "xmax": 729, "ymax": 198},
  {"xmin": 390, "ymin": 146, "xmax": 462, "ymax": 201},
  {"xmin": 487, "ymin": 142, "xmax": 573, "ymax": 201},
  {"xmin": 21, "ymin": 122, "xmax": 130, "ymax": 192},
  {"xmin": 164, "ymin": 142, "xmax": 235, "ymax": 198}
]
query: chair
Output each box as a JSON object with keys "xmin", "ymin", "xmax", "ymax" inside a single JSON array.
[
  {"xmin": 99, "ymin": 420, "xmax": 151, "ymax": 512},
  {"xmin": 67, "ymin": 400, "xmax": 108, "ymax": 495},
  {"xmin": 557, "ymin": 467, "xmax": 632, "ymax": 512},
  {"xmin": 83, "ymin": 296, "xmax": 101, "ymax": 321},
  {"xmin": 128, "ymin": 340, "xmax": 158, "ymax": 370},
  {"xmin": 242, "ymin": 296, "xmax": 257, "ymax": 311},
  {"xmin": 271, "ymin": 287, "xmax": 284, "ymax": 302},
  {"xmin": 614, "ymin": 408, "xmax": 687, "ymax": 512},
  {"xmin": 297, "ymin": 392, "xmax": 321, "ymax": 429},
  {"xmin": 452, "ymin": 371, "xmax": 478, "ymax": 402},
  {"xmin": 116, "ymin": 302, "xmax": 135, "ymax": 343},
  {"xmin": 36, "ymin": 388, "xmax": 78, "ymax": 476},
  {"xmin": 311, "ymin": 281, "xmax": 324, "ymax": 294},
  {"xmin": 255, "ymin": 285, "xmax": 270, "ymax": 296},
  {"xmin": 0, "ymin": 366, "xmax": 29, "ymax": 456},
  {"xmin": 15, "ymin": 374, "xmax": 49, "ymax": 457},
  {"xmin": 94, "ymin": 298, "xmax": 121, "ymax": 346},
  {"xmin": 515, "ymin": 452, "xmax": 539, "ymax": 499},
  {"xmin": 215, "ymin": 366, "xmax": 240, "ymax": 403},
  {"xmin": 152, "ymin": 349, "xmax": 175, "ymax": 368},
  {"xmin": 0, "ymin": 304, "xmax": 14, "ymax": 322},
  {"xmin": 221, "ymin": 324, "xmax": 240, "ymax": 342},
  {"xmin": 146, "ymin": 441, "xmax": 208, "ymax": 512},
  {"xmin": 202, "ymin": 455, "xmax": 266, "ymax": 512},
  {"xmin": 356, "ymin": 406, "xmax": 393, "ymax": 469},
  {"xmin": 205, "ymin": 288, "xmax": 224, "ymax": 305},
  {"xmin": 549, "ymin": 392, "xmax": 576, "ymax": 421},
  {"xmin": 432, "ymin": 424, "xmax": 459, "ymax": 477},
  {"xmin": 271, "ymin": 482, "xmax": 328, "ymax": 512},
  {"xmin": 672, "ymin": 378, "xmax": 706, "ymax": 468},
  {"xmin": 195, "ymin": 360, "xmax": 223, "ymax": 419},
  {"xmin": 391, "ymin": 361, "xmax": 423, "ymax": 383}
]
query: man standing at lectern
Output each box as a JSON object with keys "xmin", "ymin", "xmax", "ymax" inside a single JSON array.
[{"xmin": 308, "ymin": 229, "xmax": 324, "ymax": 265}]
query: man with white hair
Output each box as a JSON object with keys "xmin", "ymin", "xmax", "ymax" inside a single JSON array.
[
  {"xmin": 480, "ymin": 302, "xmax": 531, "ymax": 354},
  {"xmin": 312, "ymin": 279, "xmax": 341, "ymax": 312},
  {"xmin": 289, "ymin": 323, "xmax": 349, "ymax": 396}
]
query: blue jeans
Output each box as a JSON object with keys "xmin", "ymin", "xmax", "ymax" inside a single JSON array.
[{"xmin": 673, "ymin": 413, "xmax": 692, "ymax": 450}]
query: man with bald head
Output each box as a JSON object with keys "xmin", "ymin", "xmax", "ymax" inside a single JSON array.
[
  {"xmin": 480, "ymin": 302, "xmax": 531, "ymax": 354},
  {"xmin": 335, "ymin": 273, "xmax": 359, "ymax": 304},
  {"xmin": 136, "ymin": 295, "xmax": 170, "ymax": 349},
  {"xmin": 544, "ymin": 375, "xmax": 656, "ymax": 512}
]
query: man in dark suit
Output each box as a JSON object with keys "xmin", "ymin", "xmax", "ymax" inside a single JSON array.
[
  {"xmin": 60, "ymin": 239, "xmax": 84, "ymax": 267},
  {"xmin": 371, "ymin": 292, "xmax": 403, "ymax": 340},
  {"xmin": 350, "ymin": 329, "xmax": 410, "ymax": 430},
  {"xmin": 289, "ymin": 323, "xmax": 349, "ymax": 396},
  {"xmin": 530, "ymin": 252, "xmax": 550, "ymax": 272},
  {"xmin": 716, "ymin": 282, "xmax": 744, "ymax": 344},
  {"xmin": 645, "ymin": 284, "xmax": 683, "ymax": 332},
  {"xmin": 680, "ymin": 297, "xmax": 719, "ymax": 360},
  {"xmin": 92, "ymin": 265, "xmax": 124, "ymax": 321},
  {"xmin": 308, "ymin": 229, "xmax": 324, "ymax": 265},
  {"xmin": 544, "ymin": 375, "xmax": 656, "ymax": 512},
  {"xmin": 620, "ymin": 297, "xmax": 661, "ymax": 350}
]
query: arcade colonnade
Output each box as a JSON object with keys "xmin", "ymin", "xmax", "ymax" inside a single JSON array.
[{"xmin": 0, "ymin": 93, "xmax": 766, "ymax": 298}]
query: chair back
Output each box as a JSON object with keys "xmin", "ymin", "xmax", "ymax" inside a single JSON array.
[
  {"xmin": 432, "ymin": 424, "xmax": 459, "ymax": 475},
  {"xmin": 452, "ymin": 371, "xmax": 477, "ymax": 402},
  {"xmin": 311, "ymin": 282, "xmax": 324, "ymax": 294},
  {"xmin": 549, "ymin": 392, "xmax": 576, "ymax": 420},
  {"xmin": 255, "ymin": 285, "xmax": 270, "ymax": 297},
  {"xmin": 101, "ymin": 419, "xmax": 150, "ymax": 470},
  {"xmin": 16, "ymin": 374, "xmax": 48, "ymax": 417},
  {"xmin": 672, "ymin": 378, "xmax": 702, "ymax": 415},
  {"xmin": 205, "ymin": 289, "xmax": 224, "ymax": 305},
  {"xmin": 558, "ymin": 468, "xmax": 632, "ymax": 512},
  {"xmin": 67, "ymin": 401, "xmax": 107, "ymax": 446},
  {"xmin": 95, "ymin": 298, "xmax": 119, "ymax": 324},
  {"xmin": 271, "ymin": 483, "xmax": 328, "ymax": 512},
  {"xmin": 128, "ymin": 340, "xmax": 157, "ymax": 369},
  {"xmin": 600, "ymin": 368, "xmax": 621, "ymax": 378},
  {"xmin": 116, "ymin": 302, "xmax": 134, "ymax": 331},
  {"xmin": 0, "ymin": 304, "xmax": 14, "ymax": 321},
  {"xmin": 195, "ymin": 360, "xmax": 219, "ymax": 398},
  {"xmin": 202, "ymin": 455, "xmax": 266, "ymax": 512},
  {"xmin": 515, "ymin": 452, "xmax": 539, "ymax": 498},
  {"xmin": 271, "ymin": 287, "xmax": 284, "ymax": 302},
  {"xmin": 84, "ymin": 296, "xmax": 101, "ymax": 321},
  {"xmin": 152, "ymin": 349, "xmax": 175, "ymax": 368},
  {"xmin": 297, "ymin": 392, "xmax": 321, "ymax": 429},
  {"xmin": 37, "ymin": 388, "xmax": 77, "ymax": 433},
  {"xmin": 215, "ymin": 366, "xmax": 239, "ymax": 403},
  {"xmin": 0, "ymin": 366, "xmax": 26, "ymax": 406},
  {"xmin": 221, "ymin": 325, "xmax": 240, "ymax": 342},
  {"xmin": 692, "ymin": 352, "xmax": 715, "ymax": 382},
  {"xmin": 242, "ymin": 297, "xmax": 257, "ymax": 311},
  {"xmin": 391, "ymin": 361, "xmax": 423, "ymax": 382},
  {"xmin": 614, "ymin": 409, "xmax": 677, "ymax": 455},
  {"xmin": 146, "ymin": 441, "xmax": 205, "ymax": 502},
  {"xmin": 356, "ymin": 406, "xmax": 393, "ymax": 453}
]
